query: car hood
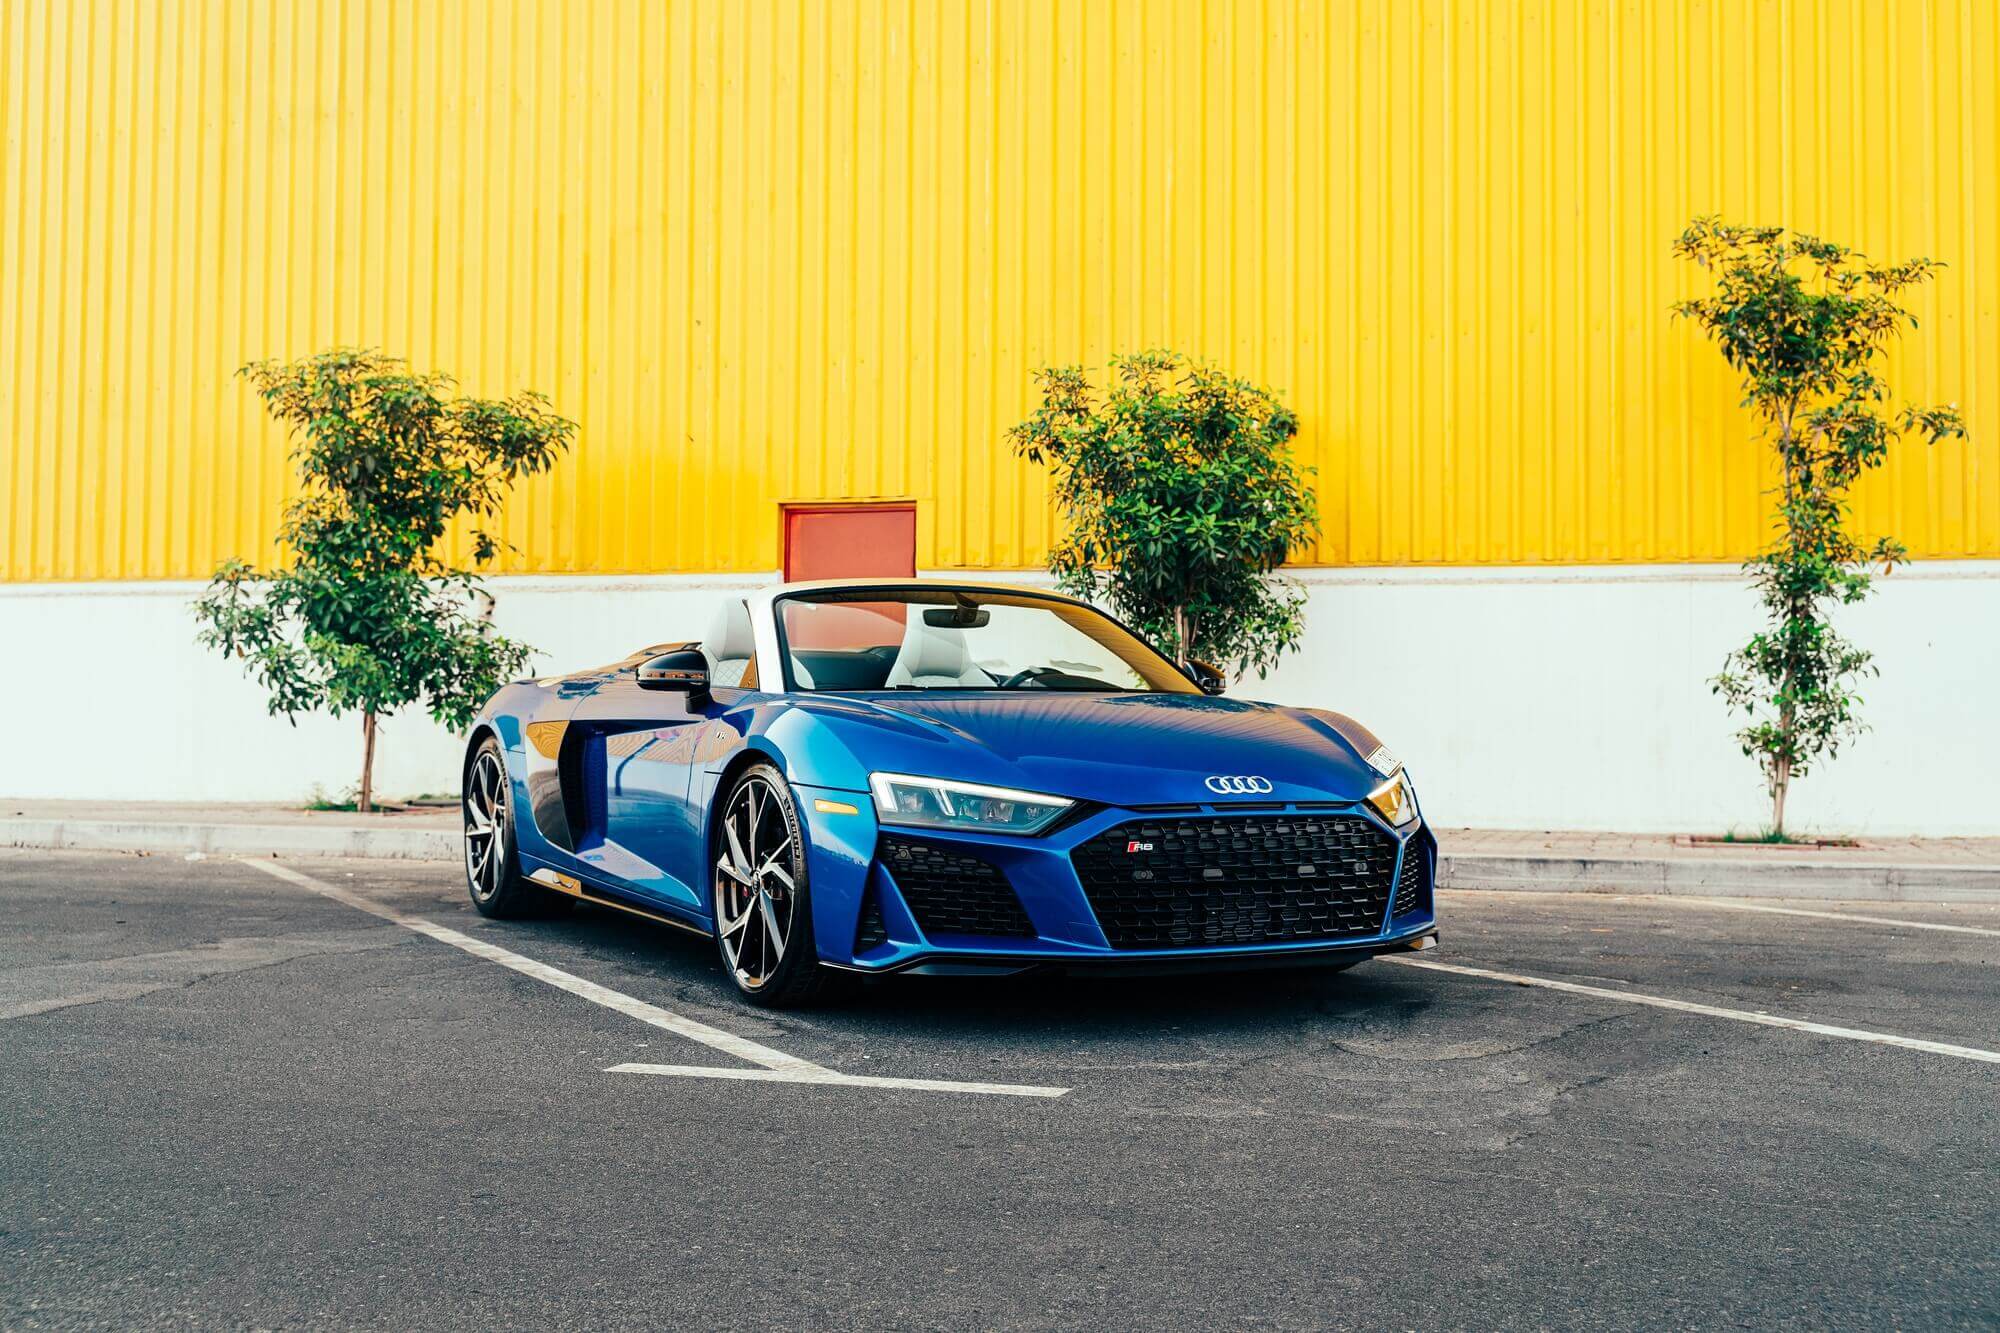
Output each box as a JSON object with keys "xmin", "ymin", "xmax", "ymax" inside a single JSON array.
[{"xmin": 790, "ymin": 692, "xmax": 1389, "ymax": 808}]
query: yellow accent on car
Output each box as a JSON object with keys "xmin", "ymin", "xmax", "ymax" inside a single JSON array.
[
  {"xmin": 527, "ymin": 868, "xmax": 581, "ymax": 895},
  {"xmin": 524, "ymin": 721, "xmax": 567, "ymax": 760}
]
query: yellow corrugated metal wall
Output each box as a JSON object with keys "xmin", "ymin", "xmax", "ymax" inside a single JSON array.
[{"xmin": 2, "ymin": 0, "xmax": 1995, "ymax": 581}]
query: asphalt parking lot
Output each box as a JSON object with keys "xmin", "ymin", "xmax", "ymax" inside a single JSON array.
[{"xmin": 3, "ymin": 848, "xmax": 1996, "ymax": 1330}]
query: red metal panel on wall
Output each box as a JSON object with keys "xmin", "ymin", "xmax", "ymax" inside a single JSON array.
[{"xmin": 783, "ymin": 505, "xmax": 917, "ymax": 582}]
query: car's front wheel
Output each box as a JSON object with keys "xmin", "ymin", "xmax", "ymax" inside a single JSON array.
[
  {"xmin": 463, "ymin": 737, "xmax": 566, "ymax": 919},
  {"xmin": 712, "ymin": 763, "xmax": 843, "ymax": 1007}
]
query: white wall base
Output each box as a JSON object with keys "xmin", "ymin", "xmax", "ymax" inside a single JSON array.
[
  {"xmin": 2, "ymin": 564, "xmax": 1994, "ymax": 835},
  {"xmin": 1255, "ymin": 563, "xmax": 2000, "ymax": 837}
]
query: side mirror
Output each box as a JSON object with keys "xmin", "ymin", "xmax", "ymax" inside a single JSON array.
[
  {"xmin": 638, "ymin": 649, "xmax": 711, "ymax": 701},
  {"xmin": 1185, "ymin": 659, "xmax": 1227, "ymax": 696}
]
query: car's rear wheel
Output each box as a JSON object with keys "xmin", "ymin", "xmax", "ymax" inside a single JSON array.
[
  {"xmin": 712, "ymin": 763, "xmax": 843, "ymax": 1007},
  {"xmin": 464, "ymin": 737, "xmax": 566, "ymax": 919}
]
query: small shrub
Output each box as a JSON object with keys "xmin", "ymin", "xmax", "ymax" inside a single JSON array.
[{"xmin": 1009, "ymin": 351, "xmax": 1319, "ymax": 679}]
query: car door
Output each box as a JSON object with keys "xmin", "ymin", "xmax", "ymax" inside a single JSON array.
[
  {"xmin": 567, "ymin": 666, "xmax": 712, "ymax": 913},
  {"xmin": 581, "ymin": 599, "xmax": 764, "ymax": 914}
]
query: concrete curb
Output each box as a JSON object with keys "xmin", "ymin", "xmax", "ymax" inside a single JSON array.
[
  {"xmin": 1441, "ymin": 852, "xmax": 2000, "ymax": 904},
  {"xmin": 6, "ymin": 819, "xmax": 1997, "ymax": 904},
  {"xmin": 1, "ymin": 818, "xmax": 458, "ymax": 862}
]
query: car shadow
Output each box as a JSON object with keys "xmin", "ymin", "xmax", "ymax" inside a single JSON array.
[
  {"xmin": 839, "ymin": 963, "xmax": 1431, "ymax": 1042},
  {"xmin": 536, "ymin": 900, "xmax": 1433, "ymax": 1045}
]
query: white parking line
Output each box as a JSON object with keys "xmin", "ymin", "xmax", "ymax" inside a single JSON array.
[
  {"xmin": 245, "ymin": 859, "xmax": 1068, "ymax": 1099},
  {"xmin": 1384, "ymin": 955, "xmax": 2000, "ymax": 1065},
  {"xmin": 1629, "ymin": 896, "xmax": 2000, "ymax": 938},
  {"xmin": 1442, "ymin": 889, "xmax": 2000, "ymax": 938},
  {"xmin": 606, "ymin": 1063, "xmax": 1070, "ymax": 1096}
]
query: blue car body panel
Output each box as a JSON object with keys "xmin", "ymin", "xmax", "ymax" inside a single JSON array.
[{"xmin": 468, "ymin": 586, "xmax": 1438, "ymax": 975}]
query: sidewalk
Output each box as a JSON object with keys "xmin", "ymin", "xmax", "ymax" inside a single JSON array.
[
  {"xmin": 1441, "ymin": 827, "xmax": 2000, "ymax": 903},
  {"xmin": 4, "ymin": 800, "xmax": 1997, "ymax": 903},
  {"xmin": 0, "ymin": 799, "xmax": 461, "ymax": 862}
]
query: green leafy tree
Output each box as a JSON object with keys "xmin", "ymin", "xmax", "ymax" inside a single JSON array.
[
  {"xmin": 1673, "ymin": 218, "xmax": 1966, "ymax": 835},
  {"xmin": 195, "ymin": 349, "xmax": 576, "ymax": 811},
  {"xmin": 1009, "ymin": 351, "xmax": 1319, "ymax": 679}
]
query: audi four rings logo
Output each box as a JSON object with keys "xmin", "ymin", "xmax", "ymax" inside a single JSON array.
[{"xmin": 1204, "ymin": 775, "xmax": 1273, "ymax": 795}]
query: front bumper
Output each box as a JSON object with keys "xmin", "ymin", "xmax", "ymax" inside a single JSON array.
[
  {"xmin": 842, "ymin": 927, "xmax": 1442, "ymax": 978},
  {"xmin": 799, "ymin": 791, "xmax": 1439, "ymax": 973}
]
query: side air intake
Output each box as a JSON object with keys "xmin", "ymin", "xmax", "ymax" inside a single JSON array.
[{"xmin": 878, "ymin": 835, "xmax": 1035, "ymax": 939}]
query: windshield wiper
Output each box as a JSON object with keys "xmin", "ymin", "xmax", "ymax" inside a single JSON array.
[{"xmin": 992, "ymin": 667, "xmax": 1125, "ymax": 692}]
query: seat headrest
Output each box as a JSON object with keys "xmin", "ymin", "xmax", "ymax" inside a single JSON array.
[
  {"xmin": 901, "ymin": 624, "xmax": 973, "ymax": 678},
  {"xmin": 885, "ymin": 620, "xmax": 992, "ymax": 687},
  {"xmin": 701, "ymin": 600, "xmax": 757, "ymax": 687},
  {"xmin": 704, "ymin": 601, "xmax": 756, "ymax": 661}
]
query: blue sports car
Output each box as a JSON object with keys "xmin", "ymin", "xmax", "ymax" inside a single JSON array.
[{"xmin": 463, "ymin": 580, "xmax": 1439, "ymax": 1006}]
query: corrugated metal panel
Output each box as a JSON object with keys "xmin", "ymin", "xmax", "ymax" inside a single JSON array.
[{"xmin": 2, "ymin": 0, "xmax": 1995, "ymax": 581}]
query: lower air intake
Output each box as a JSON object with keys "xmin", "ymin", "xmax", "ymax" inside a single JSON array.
[
  {"xmin": 854, "ymin": 887, "xmax": 889, "ymax": 951},
  {"xmin": 1071, "ymin": 813, "xmax": 1398, "ymax": 949},
  {"xmin": 1392, "ymin": 827, "xmax": 1435, "ymax": 919},
  {"xmin": 878, "ymin": 835, "xmax": 1035, "ymax": 939}
]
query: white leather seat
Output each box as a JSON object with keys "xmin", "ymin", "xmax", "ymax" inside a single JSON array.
[
  {"xmin": 701, "ymin": 601, "xmax": 757, "ymax": 688},
  {"xmin": 883, "ymin": 619, "xmax": 993, "ymax": 688}
]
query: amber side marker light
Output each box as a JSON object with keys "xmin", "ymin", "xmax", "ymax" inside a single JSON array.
[
  {"xmin": 813, "ymin": 798, "xmax": 861, "ymax": 815},
  {"xmin": 1406, "ymin": 934, "xmax": 1439, "ymax": 951}
]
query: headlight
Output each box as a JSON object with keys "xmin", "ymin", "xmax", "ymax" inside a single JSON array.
[
  {"xmin": 868, "ymin": 772, "xmax": 1073, "ymax": 835},
  {"xmin": 1365, "ymin": 768, "xmax": 1420, "ymax": 828}
]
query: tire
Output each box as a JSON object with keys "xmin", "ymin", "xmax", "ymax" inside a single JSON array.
[
  {"xmin": 463, "ymin": 736, "xmax": 567, "ymax": 919},
  {"xmin": 710, "ymin": 762, "xmax": 846, "ymax": 1007}
]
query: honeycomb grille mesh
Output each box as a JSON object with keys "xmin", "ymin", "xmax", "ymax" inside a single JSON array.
[
  {"xmin": 879, "ymin": 835, "xmax": 1035, "ymax": 938},
  {"xmin": 854, "ymin": 888, "xmax": 889, "ymax": 951},
  {"xmin": 1071, "ymin": 814, "xmax": 1398, "ymax": 949},
  {"xmin": 1392, "ymin": 828, "xmax": 1435, "ymax": 918}
]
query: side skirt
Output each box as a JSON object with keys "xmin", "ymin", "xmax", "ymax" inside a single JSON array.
[{"xmin": 527, "ymin": 866, "xmax": 714, "ymax": 939}]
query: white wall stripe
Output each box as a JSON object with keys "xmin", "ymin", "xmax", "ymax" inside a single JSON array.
[{"xmin": 10, "ymin": 568, "xmax": 1999, "ymax": 834}]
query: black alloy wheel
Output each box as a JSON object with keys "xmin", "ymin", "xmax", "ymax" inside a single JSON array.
[
  {"xmin": 712, "ymin": 763, "xmax": 840, "ymax": 1006},
  {"xmin": 463, "ymin": 736, "xmax": 566, "ymax": 919}
]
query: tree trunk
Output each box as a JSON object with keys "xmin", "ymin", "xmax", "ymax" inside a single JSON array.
[
  {"xmin": 359, "ymin": 709, "xmax": 378, "ymax": 814},
  {"xmin": 1770, "ymin": 402, "xmax": 1798, "ymax": 841},
  {"xmin": 1172, "ymin": 607, "xmax": 1191, "ymax": 664},
  {"xmin": 1770, "ymin": 754, "xmax": 1790, "ymax": 838}
]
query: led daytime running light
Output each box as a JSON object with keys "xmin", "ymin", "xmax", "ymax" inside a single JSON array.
[{"xmin": 868, "ymin": 772, "xmax": 1074, "ymax": 835}]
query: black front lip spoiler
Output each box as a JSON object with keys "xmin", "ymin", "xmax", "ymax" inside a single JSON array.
[{"xmin": 832, "ymin": 928, "xmax": 1442, "ymax": 979}]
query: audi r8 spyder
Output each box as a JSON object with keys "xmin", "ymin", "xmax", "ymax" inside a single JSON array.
[{"xmin": 462, "ymin": 580, "xmax": 1439, "ymax": 1006}]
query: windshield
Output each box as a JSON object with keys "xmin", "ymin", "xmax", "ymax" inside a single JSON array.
[{"xmin": 774, "ymin": 588, "xmax": 1199, "ymax": 694}]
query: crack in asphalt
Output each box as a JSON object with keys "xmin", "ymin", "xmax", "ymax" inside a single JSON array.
[
  {"xmin": 1489, "ymin": 1069, "xmax": 1622, "ymax": 1151},
  {"xmin": 1322, "ymin": 1006, "xmax": 1638, "ymax": 1064}
]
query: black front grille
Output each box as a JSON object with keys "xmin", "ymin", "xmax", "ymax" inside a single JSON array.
[
  {"xmin": 1072, "ymin": 814, "xmax": 1398, "ymax": 949},
  {"xmin": 1392, "ymin": 827, "xmax": 1435, "ymax": 918},
  {"xmin": 879, "ymin": 835, "xmax": 1035, "ymax": 938}
]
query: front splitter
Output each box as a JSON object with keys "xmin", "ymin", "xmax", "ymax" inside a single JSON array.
[{"xmin": 840, "ymin": 928, "xmax": 1441, "ymax": 979}]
